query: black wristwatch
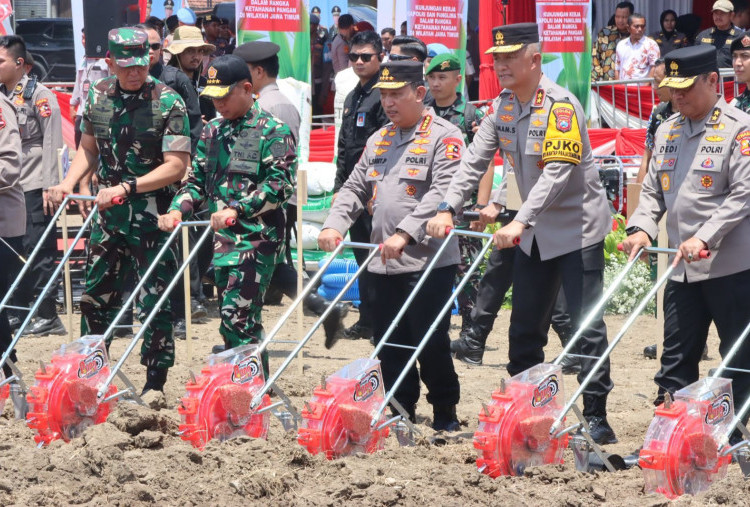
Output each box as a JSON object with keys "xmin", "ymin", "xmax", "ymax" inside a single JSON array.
[
  {"xmin": 123, "ymin": 177, "xmax": 137, "ymax": 195},
  {"xmin": 625, "ymin": 226, "xmax": 651, "ymax": 240},
  {"xmin": 437, "ymin": 201, "xmax": 456, "ymax": 216},
  {"xmin": 227, "ymin": 200, "xmax": 242, "ymax": 217}
]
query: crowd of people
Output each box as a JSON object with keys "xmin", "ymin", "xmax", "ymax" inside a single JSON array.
[
  {"xmin": 593, "ymin": 0, "xmax": 750, "ymax": 81},
  {"xmin": 0, "ymin": 2, "xmax": 750, "ymax": 449}
]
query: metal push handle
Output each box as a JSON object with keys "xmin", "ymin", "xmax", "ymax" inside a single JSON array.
[
  {"xmin": 550, "ymin": 246, "xmax": 710, "ymax": 436},
  {"xmin": 96, "ymin": 222, "xmax": 214, "ymax": 399},
  {"xmin": 249, "ymin": 240, "xmax": 382, "ymax": 409},
  {"xmin": 0, "ymin": 196, "xmax": 108, "ymax": 374},
  {"xmin": 370, "ymin": 228, "xmax": 493, "ymax": 428}
]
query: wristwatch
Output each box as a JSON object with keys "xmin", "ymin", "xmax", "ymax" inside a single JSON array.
[
  {"xmin": 123, "ymin": 177, "xmax": 137, "ymax": 195},
  {"xmin": 437, "ymin": 201, "xmax": 456, "ymax": 216},
  {"xmin": 625, "ymin": 226, "xmax": 651, "ymax": 240},
  {"xmin": 227, "ymin": 200, "xmax": 242, "ymax": 217}
]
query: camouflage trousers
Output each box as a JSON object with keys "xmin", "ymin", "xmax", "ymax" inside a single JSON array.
[
  {"xmin": 214, "ymin": 244, "xmax": 281, "ymax": 376},
  {"xmin": 455, "ymin": 234, "xmax": 484, "ymax": 322},
  {"xmin": 81, "ymin": 219, "xmax": 177, "ymax": 369}
]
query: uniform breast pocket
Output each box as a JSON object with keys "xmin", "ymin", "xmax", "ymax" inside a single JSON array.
[
  {"xmin": 17, "ymin": 112, "xmax": 29, "ymax": 139},
  {"xmin": 690, "ymin": 155, "xmax": 727, "ymax": 194},
  {"xmin": 398, "ymin": 165, "xmax": 429, "ymax": 200}
]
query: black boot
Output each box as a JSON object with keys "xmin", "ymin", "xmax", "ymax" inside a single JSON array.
[
  {"xmin": 390, "ymin": 403, "xmax": 416, "ymax": 423},
  {"xmin": 450, "ymin": 325, "xmax": 486, "ymax": 365},
  {"xmin": 582, "ymin": 394, "xmax": 618, "ymax": 445},
  {"xmin": 555, "ymin": 327, "xmax": 581, "ymax": 375},
  {"xmin": 141, "ymin": 367, "xmax": 168, "ymax": 396},
  {"xmin": 432, "ymin": 405, "xmax": 460, "ymax": 431},
  {"xmin": 304, "ymin": 292, "xmax": 349, "ymax": 349}
]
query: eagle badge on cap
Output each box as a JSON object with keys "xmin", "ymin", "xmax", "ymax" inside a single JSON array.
[
  {"xmin": 495, "ymin": 31, "xmax": 504, "ymax": 45},
  {"xmin": 381, "ymin": 68, "xmax": 393, "ymax": 81},
  {"xmin": 208, "ymin": 66, "xmax": 217, "ymax": 79},
  {"xmin": 670, "ymin": 61, "xmax": 679, "ymax": 76}
]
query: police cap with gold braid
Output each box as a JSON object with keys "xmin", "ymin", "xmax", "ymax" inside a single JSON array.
[
  {"xmin": 485, "ymin": 22, "xmax": 539, "ymax": 54},
  {"xmin": 660, "ymin": 45, "xmax": 719, "ymax": 89},
  {"xmin": 373, "ymin": 61, "xmax": 425, "ymax": 89}
]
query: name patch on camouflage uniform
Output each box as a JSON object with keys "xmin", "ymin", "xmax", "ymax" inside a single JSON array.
[{"xmin": 542, "ymin": 102, "xmax": 583, "ymax": 165}]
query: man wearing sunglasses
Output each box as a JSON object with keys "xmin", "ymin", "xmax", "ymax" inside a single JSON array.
[{"xmin": 333, "ymin": 30, "xmax": 389, "ymax": 343}]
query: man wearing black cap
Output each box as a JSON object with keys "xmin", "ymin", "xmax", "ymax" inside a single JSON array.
[
  {"xmin": 203, "ymin": 15, "xmax": 230, "ymax": 59},
  {"xmin": 696, "ymin": 0, "xmax": 740, "ymax": 69},
  {"xmin": 159, "ymin": 55, "xmax": 296, "ymax": 374},
  {"xmin": 623, "ymin": 45, "xmax": 750, "ymax": 433},
  {"xmin": 319, "ymin": 60, "xmax": 463, "ymax": 432},
  {"xmin": 427, "ymin": 23, "xmax": 617, "ymax": 444},
  {"xmin": 234, "ymin": 40, "xmax": 347, "ymax": 345},
  {"xmin": 732, "ymin": 32, "xmax": 750, "ymax": 112}
]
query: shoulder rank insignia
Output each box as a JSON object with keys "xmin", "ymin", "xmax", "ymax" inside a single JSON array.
[
  {"xmin": 418, "ymin": 115, "xmax": 433, "ymax": 131},
  {"xmin": 533, "ymin": 88, "xmax": 546, "ymax": 107},
  {"xmin": 707, "ymin": 107, "xmax": 721, "ymax": 125}
]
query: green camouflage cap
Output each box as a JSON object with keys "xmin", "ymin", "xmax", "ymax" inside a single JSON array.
[
  {"xmin": 108, "ymin": 28, "xmax": 149, "ymax": 68},
  {"xmin": 425, "ymin": 53, "xmax": 461, "ymax": 75}
]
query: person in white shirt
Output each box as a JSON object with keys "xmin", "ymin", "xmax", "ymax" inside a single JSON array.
[{"xmin": 614, "ymin": 13, "xmax": 660, "ymax": 80}]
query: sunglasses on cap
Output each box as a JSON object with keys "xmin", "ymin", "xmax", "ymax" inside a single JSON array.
[{"xmin": 348, "ymin": 52, "xmax": 377, "ymax": 62}]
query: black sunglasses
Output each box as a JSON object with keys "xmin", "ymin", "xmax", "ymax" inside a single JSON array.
[
  {"xmin": 348, "ymin": 52, "xmax": 377, "ymax": 62},
  {"xmin": 388, "ymin": 53, "xmax": 412, "ymax": 61},
  {"xmin": 150, "ymin": 43, "xmax": 161, "ymax": 50}
]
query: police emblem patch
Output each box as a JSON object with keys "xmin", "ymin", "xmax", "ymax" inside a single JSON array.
[
  {"xmin": 553, "ymin": 106, "xmax": 574, "ymax": 133},
  {"xmin": 405, "ymin": 184, "xmax": 417, "ymax": 196},
  {"xmin": 661, "ymin": 172, "xmax": 671, "ymax": 191},
  {"xmin": 701, "ymin": 175, "xmax": 714, "ymax": 188}
]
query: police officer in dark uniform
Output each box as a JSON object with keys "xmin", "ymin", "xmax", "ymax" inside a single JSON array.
[
  {"xmin": 333, "ymin": 29, "xmax": 389, "ymax": 341},
  {"xmin": 623, "ymin": 46, "xmax": 750, "ymax": 435},
  {"xmin": 428, "ymin": 24, "xmax": 616, "ymax": 444},
  {"xmin": 696, "ymin": 0, "xmax": 740, "ymax": 68},
  {"xmin": 320, "ymin": 61, "xmax": 463, "ymax": 431}
]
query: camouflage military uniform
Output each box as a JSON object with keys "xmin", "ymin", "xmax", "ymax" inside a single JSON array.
[
  {"xmin": 169, "ymin": 101, "xmax": 296, "ymax": 367},
  {"xmin": 735, "ymin": 89, "xmax": 750, "ymax": 114},
  {"xmin": 80, "ymin": 73, "xmax": 190, "ymax": 368},
  {"xmin": 427, "ymin": 93, "xmax": 486, "ymax": 325}
]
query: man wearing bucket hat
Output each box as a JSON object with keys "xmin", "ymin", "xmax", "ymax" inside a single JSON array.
[
  {"xmin": 623, "ymin": 45, "xmax": 750, "ymax": 431},
  {"xmin": 427, "ymin": 23, "xmax": 617, "ymax": 444},
  {"xmin": 159, "ymin": 55, "xmax": 296, "ymax": 375},
  {"xmin": 46, "ymin": 27, "xmax": 191, "ymax": 396},
  {"xmin": 164, "ymin": 25, "xmax": 216, "ymax": 122},
  {"xmin": 318, "ymin": 61, "xmax": 463, "ymax": 431}
]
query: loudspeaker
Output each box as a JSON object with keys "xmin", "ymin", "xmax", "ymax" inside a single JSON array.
[{"xmin": 83, "ymin": 0, "xmax": 141, "ymax": 58}]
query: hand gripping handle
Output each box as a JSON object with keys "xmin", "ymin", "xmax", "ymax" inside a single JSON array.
[{"xmin": 617, "ymin": 244, "xmax": 711, "ymax": 259}]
